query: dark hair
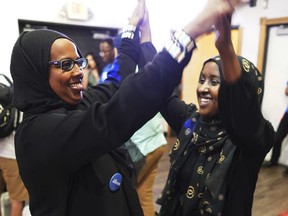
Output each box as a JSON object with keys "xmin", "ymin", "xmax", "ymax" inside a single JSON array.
[
  {"xmin": 100, "ymin": 38, "xmax": 114, "ymax": 49},
  {"xmin": 85, "ymin": 51, "xmax": 103, "ymax": 73}
]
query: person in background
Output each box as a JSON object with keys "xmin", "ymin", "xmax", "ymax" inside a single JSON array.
[
  {"xmin": 9, "ymin": 0, "xmax": 241, "ymax": 215},
  {"xmin": 132, "ymin": 113, "xmax": 167, "ymax": 216},
  {"xmin": 263, "ymin": 82, "xmax": 288, "ymax": 175},
  {"xmin": 156, "ymin": 11, "xmax": 274, "ymax": 216},
  {"xmin": 0, "ymin": 74, "xmax": 29, "ymax": 216},
  {"xmin": 82, "ymin": 51, "xmax": 102, "ymax": 89},
  {"xmin": 127, "ymin": 11, "xmax": 167, "ymax": 216},
  {"xmin": 98, "ymin": 37, "xmax": 116, "ymax": 84},
  {"xmin": 0, "ymin": 133, "xmax": 29, "ymax": 216}
]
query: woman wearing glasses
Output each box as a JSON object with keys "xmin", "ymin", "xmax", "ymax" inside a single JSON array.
[{"xmin": 10, "ymin": 0, "xmax": 240, "ymax": 215}]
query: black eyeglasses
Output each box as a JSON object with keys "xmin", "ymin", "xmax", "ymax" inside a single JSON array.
[{"xmin": 48, "ymin": 58, "xmax": 88, "ymax": 71}]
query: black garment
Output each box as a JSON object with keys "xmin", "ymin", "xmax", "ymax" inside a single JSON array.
[
  {"xmin": 10, "ymin": 29, "xmax": 192, "ymax": 216},
  {"xmin": 270, "ymin": 109, "xmax": 288, "ymax": 164},
  {"xmin": 158, "ymin": 58, "xmax": 274, "ymax": 216}
]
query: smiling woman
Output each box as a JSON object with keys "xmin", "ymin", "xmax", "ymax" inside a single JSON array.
[
  {"xmin": 9, "ymin": 0, "xmax": 256, "ymax": 215},
  {"xmin": 48, "ymin": 38, "xmax": 87, "ymax": 105},
  {"xmin": 197, "ymin": 60, "xmax": 221, "ymax": 118},
  {"xmin": 156, "ymin": 12, "xmax": 274, "ymax": 216}
]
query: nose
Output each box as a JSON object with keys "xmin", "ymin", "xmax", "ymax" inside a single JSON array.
[
  {"xmin": 199, "ymin": 81, "xmax": 210, "ymax": 92},
  {"xmin": 72, "ymin": 65, "xmax": 84, "ymax": 79}
]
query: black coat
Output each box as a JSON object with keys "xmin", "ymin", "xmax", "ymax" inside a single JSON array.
[
  {"xmin": 12, "ymin": 29, "xmax": 192, "ymax": 215},
  {"xmin": 158, "ymin": 72, "xmax": 274, "ymax": 216}
]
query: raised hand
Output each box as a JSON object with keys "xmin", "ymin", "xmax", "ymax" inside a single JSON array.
[
  {"xmin": 129, "ymin": 0, "xmax": 146, "ymax": 27},
  {"xmin": 214, "ymin": 12, "xmax": 241, "ymax": 83},
  {"xmin": 139, "ymin": 9, "xmax": 151, "ymax": 43},
  {"xmin": 183, "ymin": 0, "xmax": 240, "ymax": 40},
  {"xmin": 214, "ymin": 13, "xmax": 232, "ymax": 51}
]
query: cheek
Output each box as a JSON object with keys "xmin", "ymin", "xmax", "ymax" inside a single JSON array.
[
  {"xmin": 211, "ymin": 87, "xmax": 220, "ymax": 111},
  {"xmin": 196, "ymin": 84, "xmax": 201, "ymax": 94},
  {"xmin": 49, "ymin": 70, "xmax": 66, "ymax": 92},
  {"xmin": 48, "ymin": 70, "xmax": 57, "ymax": 89},
  {"xmin": 212, "ymin": 86, "xmax": 220, "ymax": 98}
]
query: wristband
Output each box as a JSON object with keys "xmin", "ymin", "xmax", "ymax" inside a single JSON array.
[
  {"xmin": 165, "ymin": 38, "xmax": 184, "ymax": 63},
  {"xmin": 121, "ymin": 25, "xmax": 137, "ymax": 39},
  {"xmin": 174, "ymin": 29, "xmax": 195, "ymax": 53},
  {"xmin": 165, "ymin": 29, "xmax": 196, "ymax": 63}
]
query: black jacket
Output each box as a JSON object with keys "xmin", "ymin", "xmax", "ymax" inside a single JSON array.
[
  {"xmin": 12, "ymin": 29, "xmax": 192, "ymax": 215},
  {"xmin": 158, "ymin": 72, "xmax": 274, "ymax": 216}
]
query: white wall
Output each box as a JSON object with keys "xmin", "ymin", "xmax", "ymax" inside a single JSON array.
[
  {"xmin": 1, "ymin": 0, "xmax": 288, "ymax": 160},
  {"xmin": 1, "ymin": 0, "xmax": 288, "ymax": 79},
  {"xmin": 1, "ymin": 0, "xmax": 287, "ymax": 79},
  {"xmin": 261, "ymin": 26, "xmax": 288, "ymax": 164}
]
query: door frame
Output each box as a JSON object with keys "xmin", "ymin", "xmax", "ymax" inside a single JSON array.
[{"xmin": 257, "ymin": 16, "xmax": 288, "ymax": 74}]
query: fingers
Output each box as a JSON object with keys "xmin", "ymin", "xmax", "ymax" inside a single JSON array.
[
  {"xmin": 214, "ymin": 12, "xmax": 232, "ymax": 50},
  {"xmin": 129, "ymin": 0, "xmax": 146, "ymax": 26},
  {"xmin": 229, "ymin": 0, "xmax": 241, "ymax": 7}
]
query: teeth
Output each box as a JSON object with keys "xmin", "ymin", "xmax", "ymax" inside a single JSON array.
[
  {"xmin": 199, "ymin": 97, "xmax": 211, "ymax": 106},
  {"xmin": 70, "ymin": 83, "xmax": 81, "ymax": 87},
  {"xmin": 69, "ymin": 82, "xmax": 83, "ymax": 90},
  {"xmin": 201, "ymin": 98, "xmax": 210, "ymax": 103}
]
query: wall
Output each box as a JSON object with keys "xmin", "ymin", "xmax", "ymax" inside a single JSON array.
[
  {"xmin": 261, "ymin": 26, "xmax": 288, "ymax": 164},
  {"xmin": 1, "ymin": 1, "xmax": 288, "ymax": 141},
  {"xmin": 1, "ymin": 0, "xmax": 288, "ymax": 79}
]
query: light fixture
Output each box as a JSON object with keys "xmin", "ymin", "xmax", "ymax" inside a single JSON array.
[{"xmin": 60, "ymin": 1, "xmax": 93, "ymax": 21}]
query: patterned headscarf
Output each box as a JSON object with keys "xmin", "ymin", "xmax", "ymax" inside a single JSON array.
[
  {"xmin": 203, "ymin": 55, "xmax": 264, "ymax": 105},
  {"xmin": 10, "ymin": 29, "xmax": 83, "ymax": 114},
  {"xmin": 158, "ymin": 55, "xmax": 264, "ymax": 216}
]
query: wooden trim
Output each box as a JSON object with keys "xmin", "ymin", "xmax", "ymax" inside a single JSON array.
[
  {"xmin": 264, "ymin": 17, "xmax": 288, "ymax": 26},
  {"xmin": 257, "ymin": 17, "xmax": 288, "ymax": 73},
  {"xmin": 257, "ymin": 18, "xmax": 268, "ymax": 72},
  {"xmin": 237, "ymin": 27, "xmax": 243, "ymax": 55}
]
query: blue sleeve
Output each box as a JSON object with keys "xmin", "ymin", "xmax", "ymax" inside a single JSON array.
[{"xmin": 103, "ymin": 29, "xmax": 141, "ymax": 85}]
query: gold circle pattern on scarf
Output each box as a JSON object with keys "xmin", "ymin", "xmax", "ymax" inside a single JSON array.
[
  {"xmin": 186, "ymin": 186, "xmax": 195, "ymax": 199},
  {"xmin": 173, "ymin": 139, "xmax": 180, "ymax": 151},
  {"xmin": 218, "ymin": 154, "xmax": 225, "ymax": 164},
  {"xmin": 197, "ymin": 166, "xmax": 204, "ymax": 175},
  {"xmin": 192, "ymin": 132, "xmax": 198, "ymax": 143},
  {"xmin": 242, "ymin": 58, "xmax": 250, "ymax": 72}
]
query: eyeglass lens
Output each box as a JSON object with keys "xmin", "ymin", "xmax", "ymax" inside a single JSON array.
[{"xmin": 61, "ymin": 58, "xmax": 87, "ymax": 71}]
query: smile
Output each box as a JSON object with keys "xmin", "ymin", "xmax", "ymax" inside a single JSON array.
[{"xmin": 199, "ymin": 97, "xmax": 211, "ymax": 106}]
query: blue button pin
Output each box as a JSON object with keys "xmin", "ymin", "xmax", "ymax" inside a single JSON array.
[{"xmin": 109, "ymin": 173, "xmax": 122, "ymax": 192}]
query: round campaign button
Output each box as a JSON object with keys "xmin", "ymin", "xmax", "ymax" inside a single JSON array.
[{"xmin": 109, "ymin": 173, "xmax": 122, "ymax": 192}]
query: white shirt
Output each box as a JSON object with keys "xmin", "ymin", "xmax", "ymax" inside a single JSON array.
[
  {"xmin": 0, "ymin": 132, "xmax": 16, "ymax": 159},
  {"xmin": 130, "ymin": 113, "xmax": 167, "ymax": 156}
]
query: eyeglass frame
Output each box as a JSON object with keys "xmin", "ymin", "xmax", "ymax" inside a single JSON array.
[{"xmin": 48, "ymin": 58, "xmax": 88, "ymax": 71}]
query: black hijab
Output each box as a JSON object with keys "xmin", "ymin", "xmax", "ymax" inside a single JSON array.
[
  {"xmin": 203, "ymin": 55, "xmax": 264, "ymax": 105},
  {"xmin": 10, "ymin": 29, "xmax": 83, "ymax": 114},
  {"xmin": 158, "ymin": 55, "xmax": 264, "ymax": 216}
]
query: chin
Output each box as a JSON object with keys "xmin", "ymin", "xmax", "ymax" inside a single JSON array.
[
  {"xmin": 199, "ymin": 108, "xmax": 208, "ymax": 116},
  {"xmin": 66, "ymin": 96, "xmax": 82, "ymax": 105}
]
